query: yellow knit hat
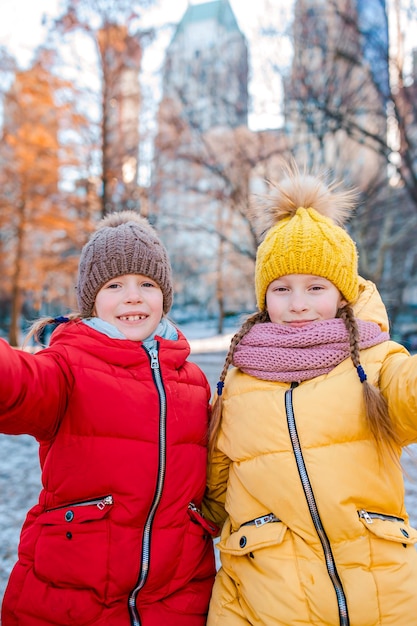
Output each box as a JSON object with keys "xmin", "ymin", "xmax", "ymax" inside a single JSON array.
[{"xmin": 255, "ymin": 170, "xmax": 359, "ymax": 310}]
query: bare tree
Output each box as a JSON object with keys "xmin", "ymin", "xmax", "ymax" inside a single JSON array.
[{"xmin": 52, "ymin": 0, "xmax": 157, "ymax": 216}]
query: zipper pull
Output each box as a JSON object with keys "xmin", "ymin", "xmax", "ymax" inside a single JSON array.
[
  {"xmin": 188, "ymin": 502, "xmax": 219, "ymax": 536},
  {"xmin": 359, "ymin": 509, "xmax": 373, "ymax": 524},
  {"xmin": 97, "ymin": 495, "xmax": 114, "ymax": 510},
  {"xmin": 148, "ymin": 348, "xmax": 159, "ymax": 370}
]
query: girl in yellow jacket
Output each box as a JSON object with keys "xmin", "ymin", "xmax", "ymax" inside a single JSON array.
[{"xmin": 203, "ymin": 166, "xmax": 417, "ymax": 626}]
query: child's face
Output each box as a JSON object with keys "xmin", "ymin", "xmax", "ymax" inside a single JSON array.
[
  {"xmin": 94, "ymin": 273, "xmax": 164, "ymax": 341},
  {"xmin": 266, "ymin": 274, "xmax": 346, "ymax": 326}
]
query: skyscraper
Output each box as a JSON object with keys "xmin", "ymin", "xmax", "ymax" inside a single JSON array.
[
  {"xmin": 162, "ymin": 0, "xmax": 248, "ymax": 132},
  {"xmin": 151, "ymin": 0, "xmax": 251, "ymax": 316}
]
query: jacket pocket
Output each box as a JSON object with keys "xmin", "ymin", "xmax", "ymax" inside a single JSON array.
[
  {"xmin": 358, "ymin": 509, "xmax": 417, "ymax": 545},
  {"xmin": 33, "ymin": 495, "xmax": 114, "ymax": 591},
  {"xmin": 218, "ymin": 517, "xmax": 287, "ymax": 556}
]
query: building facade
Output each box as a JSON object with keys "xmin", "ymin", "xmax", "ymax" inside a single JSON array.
[{"xmin": 151, "ymin": 0, "xmax": 255, "ymax": 320}]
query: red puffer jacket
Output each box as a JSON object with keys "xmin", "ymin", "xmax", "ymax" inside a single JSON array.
[{"xmin": 0, "ymin": 321, "xmax": 215, "ymax": 626}]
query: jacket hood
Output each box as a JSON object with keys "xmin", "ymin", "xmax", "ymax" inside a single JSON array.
[{"xmin": 352, "ymin": 277, "xmax": 389, "ymax": 333}]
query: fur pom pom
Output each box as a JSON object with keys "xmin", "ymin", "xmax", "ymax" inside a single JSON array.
[
  {"xmin": 264, "ymin": 163, "xmax": 358, "ymax": 228},
  {"xmin": 100, "ymin": 210, "xmax": 155, "ymax": 234}
]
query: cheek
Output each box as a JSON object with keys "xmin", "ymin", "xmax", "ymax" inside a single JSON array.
[
  {"xmin": 265, "ymin": 290, "xmax": 275, "ymax": 309},
  {"xmin": 266, "ymin": 297, "xmax": 283, "ymax": 321},
  {"xmin": 93, "ymin": 295, "xmax": 111, "ymax": 319},
  {"xmin": 149, "ymin": 293, "xmax": 164, "ymax": 316},
  {"xmin": 326, "ymin": 300, "xmax": 342, "ymax": 318}
]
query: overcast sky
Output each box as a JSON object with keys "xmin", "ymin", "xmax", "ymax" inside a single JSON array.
[{"xmin": 0, "ymin": 0, "xmax": 264, "ymax": 68}]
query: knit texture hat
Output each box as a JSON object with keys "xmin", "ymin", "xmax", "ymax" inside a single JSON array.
[
  {"xmin": 77, "ymin": 211, "xmax": 173, "ymax": 316},
  {"xmin": 255, "ymin": 170, "xmax": 359, "ymax": 310}
]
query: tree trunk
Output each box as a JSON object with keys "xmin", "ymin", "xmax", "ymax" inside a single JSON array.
[{"xmin": 9, "ymin": 205, "xmax": 25, "ymax": 346}]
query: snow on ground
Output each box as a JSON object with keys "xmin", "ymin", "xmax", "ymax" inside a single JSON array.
[{"xmin": 1, "ymin": 323, "xmax": 417, "ymax": 605}]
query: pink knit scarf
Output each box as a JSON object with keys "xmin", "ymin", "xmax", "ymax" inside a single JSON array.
[{"xmin": 233, "ymin": 319, "xmax": 389, "ymax": 383}]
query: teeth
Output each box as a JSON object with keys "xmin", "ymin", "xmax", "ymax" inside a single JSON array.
[{"xmin": 119, "ymin": 315, "xmax": 145, "ymax": 321}]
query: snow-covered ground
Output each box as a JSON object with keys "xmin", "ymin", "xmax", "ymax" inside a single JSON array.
[{"xmin": 1, "ymin": 326, "xmax": 417, "ymax": 605}]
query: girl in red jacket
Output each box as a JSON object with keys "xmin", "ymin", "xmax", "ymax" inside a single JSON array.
[{"xmin": 0, "ymin": 211, "xmax": 216, "ymax": 626}]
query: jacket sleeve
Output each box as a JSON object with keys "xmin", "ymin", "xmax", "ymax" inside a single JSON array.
[
  {"xmin": 202, "ymin": 441, "xmax": 231, "ymax": 533},
  {"xmin": 380, "ymin": 344, "xmax": 417, "ymax": 445},
  {"xmin": 0, "ymin": 339, "xmax": 72, "ymax": 440}
]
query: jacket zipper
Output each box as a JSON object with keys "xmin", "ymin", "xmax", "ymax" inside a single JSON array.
[
  {"xmin": 358, "ymin": 509, "xmax": 405, "ymax": 524},
  {"xmin": 46, "ymin": 495, "xmax": 114, "ymax": 512},
  {"xmin": 128, "ymin": 344, "xmax": 167, "ymax": 626},
  {"xmin": 285, "ymin": 383, "xmax": 350, "ymax": 626}
]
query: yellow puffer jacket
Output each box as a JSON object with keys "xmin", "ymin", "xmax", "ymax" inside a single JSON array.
[{"xmin": 204, "ymin": 279, "xmax": 417, "ymax": 626}]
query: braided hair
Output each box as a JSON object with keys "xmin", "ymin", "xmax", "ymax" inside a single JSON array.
[
  {"xmin": 339, "ymin": 305, "xmax": 401, "ymax": 454},
  {"xmin": 209, "ymin": 310, "xmax": 269, "ymax": 450}
]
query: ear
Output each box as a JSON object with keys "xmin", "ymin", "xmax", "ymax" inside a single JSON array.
[{"xmin": 339, "ymin": 296, "xmax": 348, "ymax": 308}]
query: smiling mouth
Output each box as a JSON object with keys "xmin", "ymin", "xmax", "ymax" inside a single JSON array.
[{"xmin": 118, "ymin": 315, "xmax": 147, "ymax": 322}]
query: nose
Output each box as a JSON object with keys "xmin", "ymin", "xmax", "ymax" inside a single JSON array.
[
  {"xmin": 125, "ymin": 285, "xmax": 143, "ymax": 303},
  {"xmin": 289, "ymin": 293, "xmax": 308, "ymax": 312}
]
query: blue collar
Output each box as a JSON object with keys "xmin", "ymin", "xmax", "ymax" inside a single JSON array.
[{"xmin": 82, "ymin": 317, "xmax": 178, "ymax": 343}]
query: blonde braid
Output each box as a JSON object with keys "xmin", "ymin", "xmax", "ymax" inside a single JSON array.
[
  {"xmin": 339, "ymin": 306, "xmax": 401, "ymax": 453},
  {"xmin": 208, "ymin": 310, "xmax": 269, "ymax": 452},
  {"xmin": 22, "ymin": 313, "xmax": 79, "ymax": 349}
]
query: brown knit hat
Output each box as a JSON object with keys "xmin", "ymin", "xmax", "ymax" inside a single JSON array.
[{"xmin": 76, "ymin": 211, "xmax": 173, "ymax": 316}]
